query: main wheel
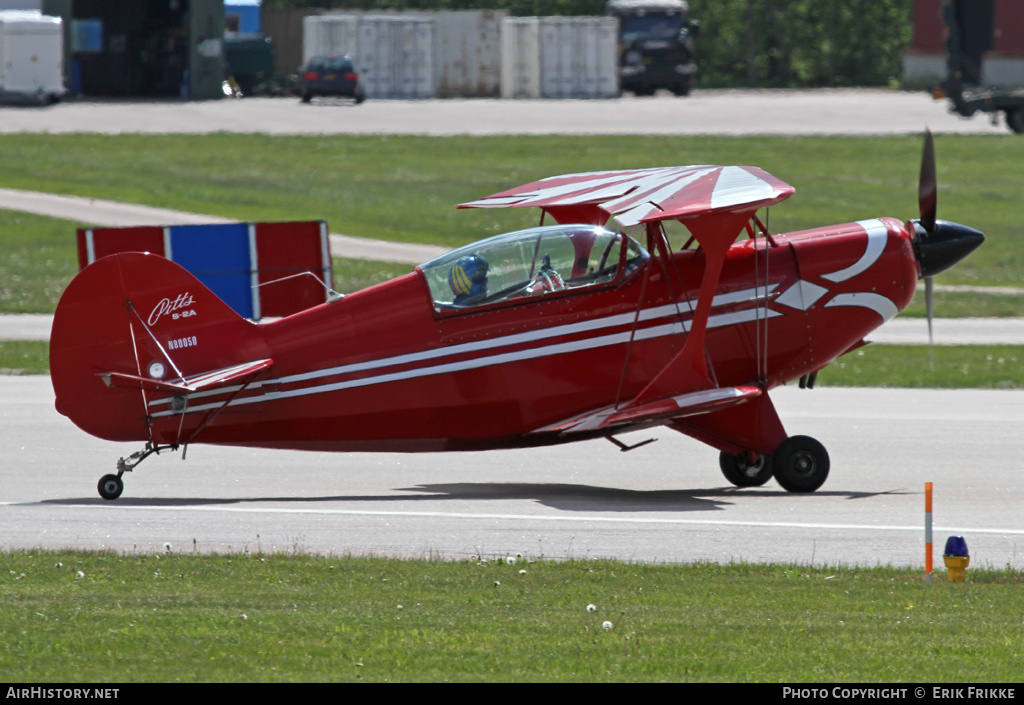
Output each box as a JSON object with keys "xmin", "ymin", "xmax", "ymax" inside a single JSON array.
[
  {"xmin": 772, "ymin": 436, "xmax": 829, "ymax": 493},
  {"xmin": 719, "ymin": 451, "xmax": 773, "ymax": 487},
  {"xmin": 98, "ymin": 474, "xmax": 123, "ymax": 501}
]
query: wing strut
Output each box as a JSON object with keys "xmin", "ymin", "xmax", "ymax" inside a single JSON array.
[{"xmin": 628, "ymin": 210, "xmax": 754, "ymax": 408}]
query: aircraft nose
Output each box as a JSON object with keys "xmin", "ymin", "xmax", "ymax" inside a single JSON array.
[{"xmin": 912, "ymin": 219, "xmax": 985, "ymax": 279}]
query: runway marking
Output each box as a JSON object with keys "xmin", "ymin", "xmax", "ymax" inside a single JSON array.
[{"xmin": 8, "ymin": 502, "xmax": 1024, "ymax": 536}]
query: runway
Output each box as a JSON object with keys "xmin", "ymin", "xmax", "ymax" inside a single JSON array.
[{"xmin": 4, "ymin": 376, "xmax": 1023, "ymax": 568}]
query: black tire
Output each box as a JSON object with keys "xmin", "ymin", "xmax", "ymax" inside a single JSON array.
[
  {"xmin": 301, "ymin": 92, "xmax": 312, "ymax": 103},
  {"xmin": 772, "ymin": 435, "xmax": 830, "ymax": 493},
  {"xmin": 719, "ymin": 451, "xmax": 773, "ymax": 487},
  {"xmin": 1005, "ymin": 109, "xmax": 1024, "ymax": 134},
  {"xmin": 98, "ymin": 474, "xmax": 123, "ymax": 500}
]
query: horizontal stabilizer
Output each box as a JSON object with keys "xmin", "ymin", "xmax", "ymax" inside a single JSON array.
[
  {"xmin": 536, "ymin": 385, "xmax": 762, "ymax": 435},
  {"xmin": 99, "ymin": 359, "xmax": 274, "ymax": 395}
]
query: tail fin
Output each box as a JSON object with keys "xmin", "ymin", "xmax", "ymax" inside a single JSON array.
[{"xmin": 50, "ymin": 252, "xmax": 271, "ymax": 442}]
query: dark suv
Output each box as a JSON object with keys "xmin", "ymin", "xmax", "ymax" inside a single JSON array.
[
  {"xmin": 300, "ymin": 55, "xmax": 367, "ymax": 104},
  {"xmin": 606, "ymin": 0, "xmax": 699, "ymax": 97}
]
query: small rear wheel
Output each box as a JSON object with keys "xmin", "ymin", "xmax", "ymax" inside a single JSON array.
[
  {"xmin": 773, "ymin": 435, "xmax": 829, "ymax": 493},
  {"xmin": 98, "ymin": 474, "xmax": 123, "ymax": 501},
  {"xmin": 719, "ymin": 451, "xmax": 773, "ymax": 487}
]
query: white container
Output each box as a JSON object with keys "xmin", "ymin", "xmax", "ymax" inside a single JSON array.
[
  {"xmin": 303, "ymin": 14, "xmax": 434, "ymax": 99},
  {"xmin": 0, "ymin": 10, "xmax": 63, "ymax": 104},
  {"xmin": 302, "ymin": 14, "xmax": 356, "ymax": 66},
  {"xmin": 432, "ymin": 10, "xmax": 504, "ymax": 98},
  {"xmin": 502, "ymin": 16, "xmax": 618, "ymax": 99}
]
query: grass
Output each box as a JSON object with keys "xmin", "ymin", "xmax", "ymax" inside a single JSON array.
[
  {"xmin": 0, "ymin": 210, "xmax": 82, "ymax": 314},
  {"xmin": 0, "ymin": 133, "xmax": 1021, "ymax": 279},
  {"xmin": 2, "ymin": 550, "xmax": 1023, "ymax": 683},
  {"xmin": 0, "ymin": 341, "xmax": 49, "ymax": 375},
  {"xmin": 817, "ymin": 345, "xmax": 1024, "ymax": 389},
  {"xmin": 901, "ymin": 288, "xmax": 1024, "ymax": 318}
]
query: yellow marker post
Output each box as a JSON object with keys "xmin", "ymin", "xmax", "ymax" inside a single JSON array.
[{"xmin": 944, "ymin": 536, "xmax": 970, "ymax": 582}]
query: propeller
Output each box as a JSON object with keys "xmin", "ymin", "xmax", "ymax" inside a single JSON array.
[
  {"xmin": 919, "ymin": 130, "xmax": 937, "ymax": 345},
  {"xmin": 911, "ymin": 129, "xmax": 985, "ymax": 345}
]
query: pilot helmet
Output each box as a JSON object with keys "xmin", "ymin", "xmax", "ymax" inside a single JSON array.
[{"xmin": 448, "ymin": 254, "xmax": 489, "ymax": 298}]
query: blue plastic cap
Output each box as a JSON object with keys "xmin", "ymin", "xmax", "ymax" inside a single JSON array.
[{"xmin": 944, "ymin": 535, "xmax": 969, "ymax": 557}]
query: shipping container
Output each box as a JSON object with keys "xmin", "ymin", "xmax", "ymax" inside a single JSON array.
[
  {"xmin": 431, "ymin": 10, "xmax": 504, "ymax": 98},
  {"xmin": 501, "ymin": 16, "xmax": 618, "ymax": 99},
  {"xmin": 0, "ymin": 10, "xmax": 63, "ymax": 104}
]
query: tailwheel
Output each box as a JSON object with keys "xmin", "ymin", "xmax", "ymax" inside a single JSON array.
[
  {"xmin": 96, "ymin": 441, "xmax": 178, "ymax": 500},
  {"xmin": 97, "ymin": 474, "xmax": 124, "ymax": 501},
  {"xmin": 719, "ymin": 451, "xmax": 773, "ymax": 487},
  {"xmin": 772, "ymin": 435, "xmax": 830, "ymax": 493}
]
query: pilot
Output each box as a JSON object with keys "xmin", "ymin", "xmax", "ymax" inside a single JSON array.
[{"xmin": 448, "ymin": 254, "xmax": 489, "ymax": 305}]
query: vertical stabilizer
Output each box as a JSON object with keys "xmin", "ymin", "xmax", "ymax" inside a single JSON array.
[{"xmin": 50, "ymin": 252, "xmax": 269, "ymax": 442}]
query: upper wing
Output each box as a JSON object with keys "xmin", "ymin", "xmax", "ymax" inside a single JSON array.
[{"xmin": 458, "ymin": 165, "xmax": 794, "ymax": 226}]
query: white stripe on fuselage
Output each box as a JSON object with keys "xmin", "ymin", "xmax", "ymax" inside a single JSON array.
[
  {"xmin": 822, "ymin": 219, "xmax": 888, "ymax": 283},
  {"xmin": 150, "ymin": 286, "xmax": 781, "ymax": 417}
]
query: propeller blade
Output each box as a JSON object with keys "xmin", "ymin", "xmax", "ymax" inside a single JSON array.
[
  {"xmin": 925, "ymin": 276, "xmax": 934, "ymax": 346},
  {"xmin": 919, "ymin": 129, "xmax": 937, "ymax": 232}
]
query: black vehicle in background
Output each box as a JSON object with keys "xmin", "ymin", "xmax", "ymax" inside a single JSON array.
[
  {"xmin": 300, "ymin": 55, "xmax": 367, "ymax": 104},
  {"xmin": 606, "ymin": 0, "xmax": 699, "ymax": 96},
  {"xmin": 935, "ymin": 0, "xmax": 1024, "ymax": 133}
]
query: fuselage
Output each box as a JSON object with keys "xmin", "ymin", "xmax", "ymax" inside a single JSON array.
[{"xmin": 140, "ymin": 217, "xmax": 918, "ymax": 452}]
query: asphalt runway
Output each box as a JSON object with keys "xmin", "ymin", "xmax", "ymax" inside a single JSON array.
[{"xmin": 4, "ymin": 376, "xmax": 1024, "ymax": 568}]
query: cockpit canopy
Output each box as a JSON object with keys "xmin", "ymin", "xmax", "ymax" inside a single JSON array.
[{"xmin": 420, "ymin": 224, "xmax": 648, "ymax": 310}]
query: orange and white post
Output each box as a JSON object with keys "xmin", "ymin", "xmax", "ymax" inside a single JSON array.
[{"xmin": 925, "ymin": 482, "xmax": 934, "ymax": 582}]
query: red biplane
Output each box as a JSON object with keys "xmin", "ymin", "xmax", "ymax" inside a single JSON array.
[{"xmin": 50, "ymin": 133, "xmax": 983, "ymax": 499}]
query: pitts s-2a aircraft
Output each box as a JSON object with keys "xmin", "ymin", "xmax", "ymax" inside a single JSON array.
[{"xmin": 50, "ymin": 133, "xmax": 983, "ymax": 499}]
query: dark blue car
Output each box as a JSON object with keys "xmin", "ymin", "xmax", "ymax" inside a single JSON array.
[{"xmin": 300, "ymin": 55, "xmax": 366, "ymax": 104}]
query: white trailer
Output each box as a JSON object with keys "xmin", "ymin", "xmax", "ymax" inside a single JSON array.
[{"xmin": 0, "ymin": 11, "xmax": 63, "ymax": 105}]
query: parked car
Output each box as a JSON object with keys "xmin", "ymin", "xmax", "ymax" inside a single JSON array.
[{"xmin": 300, "ymin": 55, "xmax": 366, "ymax": 104}]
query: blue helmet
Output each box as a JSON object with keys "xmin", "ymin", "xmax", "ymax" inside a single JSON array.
[{"xmin": 448, "ymin": 255, "xmax": 489, "ymax": 300}]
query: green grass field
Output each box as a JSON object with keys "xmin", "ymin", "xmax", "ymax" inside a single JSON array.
[
  {"xmin": 3, "ymin": 550, "xmax": 1023, "ymax": 683},
  {"xmin": 1, "ymin": 133, "xmax": 1021, "ymax": 278}
]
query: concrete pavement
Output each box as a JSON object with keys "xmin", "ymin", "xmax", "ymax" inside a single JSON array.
[{"xmin": 0, "ymin": 90, "xmax": 1010, "ymax": 136}]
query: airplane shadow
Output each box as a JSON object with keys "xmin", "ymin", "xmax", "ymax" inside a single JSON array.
[{"xmin": 37, "ymin": 483, "xmax": 908, "ymax": 514}]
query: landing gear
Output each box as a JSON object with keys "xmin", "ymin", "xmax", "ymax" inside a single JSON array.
[
  {"xmin": 96, "ymin": 441, "xmax": 178, "ymax": 500},
  {"xmin": 772, "ymin": 435, "xmax": 830, "ymax": 493},
  {"xmin": 719, "ymin": 451, "xmax": 773, "ymax": 487},
  {"xmin": 97, "ymin": 474, "xmax": 123, "ymax": 500}
]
